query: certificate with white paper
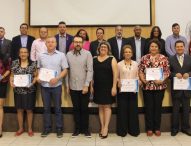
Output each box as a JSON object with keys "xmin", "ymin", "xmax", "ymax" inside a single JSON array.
[
  {"xmin": 146, "ymin": 68, "xmax": 164, "ymax": 81},
  {"xmin": 120, "ymin": 79, "xmax": 139, "ymax": 92},
  {"xmin": 39, "ymin": 68, "xmax": 57, "ymax": 82},
  {"xmin": 14, "ymin": 74, "xmax": 31, "ymax": 87},
  {"xmin": 173, "ymin": 77, "xmax": 191, "ymax": 90}
]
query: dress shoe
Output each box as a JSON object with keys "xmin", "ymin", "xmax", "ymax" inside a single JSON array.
[
  {"xmin": 155, "ymin": 130, "xmax": 161, "ymax": 136},
  {"xmin": 182, "ymin": 129, "xmax": 191, "ymax": 136},
  {"xmin": 147, "ymin": 130, "xmax": 153, "ymax": 136},
  {"xmin": 0, "ymin": 133, "xmax": 2, "ymax": 138},
  {"xmin": 171, "ymin": 129, "xmax": 178, "ymax": 136}
]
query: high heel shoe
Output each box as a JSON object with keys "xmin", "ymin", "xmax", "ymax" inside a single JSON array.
[
  {"xmin": 101, "ymin": 133, "xmax": 108, "ymax": 139},
  {"xmin": 15, "ymin": 129, "xmax": 24, "ymax": 136}
]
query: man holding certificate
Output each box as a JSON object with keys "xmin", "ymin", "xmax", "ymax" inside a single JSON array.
[
  {"xmin": 169, "ymin": 40, "xmax": 191, "ymax": 136},
  {"xmin": 37, "ymin": 37, "xmax": 68, "ymax": 138},
  {"xmin": 139, "ymin": 39, "xmax": 170, "ymax": 136},
  {"xmin": 117, "ymin": 45, "xmax": 140, "ymax": 137}
]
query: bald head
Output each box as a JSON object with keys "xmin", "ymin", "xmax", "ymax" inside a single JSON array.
[
  {"xmin": 115, "ymin": 25, "xmax": 123, "ymax": 38},
  {"xmin": 39, "ymin": 27, "xmax": 48, "ymax": 40}
]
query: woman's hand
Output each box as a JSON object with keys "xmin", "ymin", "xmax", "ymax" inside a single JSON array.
[{"xmin": 111, "ymin": 87, "xmax": 117, "ymax": 96}]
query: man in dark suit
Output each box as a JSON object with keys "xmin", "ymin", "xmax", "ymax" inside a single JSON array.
[
  {"xmin": 169, "ymin": 40, "xmax": 191, "ymax": 136},
  {"xmin": 0, "ymin": 27, "xmax": 11, "ymax": 59},
  {"xmin": 11, "ymin": 23, "xmax": 35, "ymax": 60},
  {"xmin": 90, "ymin": 28, "xmax": 105, "ymax": 57},
  {"xmin": 108, "ymin": 25, "xmax": 128, "ymax": 62},
  {"xmin": 126, "ymin": 26, "xmax": 146, "ymax": 62},
  {"xmin": 55, "ymin": 21, "xmax": 73, "ymax": 54}
]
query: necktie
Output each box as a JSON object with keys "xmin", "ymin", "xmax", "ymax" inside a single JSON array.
[{"xmin": 178, "ymin": 56, "xmax": 183, "ymax": 67}]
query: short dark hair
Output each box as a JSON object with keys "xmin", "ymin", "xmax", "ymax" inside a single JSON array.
[
  {"xmin": 96, "ymin": 27, "xmax": 104, "ymax": 34},
  {"xmin": 172, "ymin": 23, "xmax": 179, "ymax": 28},
  {"xmin": 20, "ymin": 23, "xmax": 28, "ymax": 29},
  {"xmin": 175, "ymin": 40, "xmax": 185, "ymax": 47},
  {"xmin": 150, "ymin": 26, "xmax": 162, "ymax": 39},
  {"xmin": 0, "ymin": 27, "xmax": 5, "ymax": 30},
  {"xmin": 58, "ymin": 21, "xmax": 66, "ymax": 25},
  {"xmin": 73, "ymin": 35, "xmax": 83, "ymax": 42}
]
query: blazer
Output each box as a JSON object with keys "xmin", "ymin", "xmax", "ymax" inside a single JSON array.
[
  {"xmin": 90, "ymin": 39, "xmax": 105, "ymax": 57},
  {"xmin": 11, "ymin": 35, "xmax": 35, "ymax": 60},
  {"xmin": 144, "ymin": 38, "xmax": 167, "ymax": 56},
  {"xmin": 169, "ymin": 54, "xmax": 191, "ymax": 98},
  {"xmin": 126, "ymin": 36, "xmax": 146, "ymax": 61},
  {"xmin": 55, "ymin": 33, "xmax": 73, "ymax": 53},
  {"xmin": 107, "ymin": 37, "xmax": 128, "ymax": 62},
  {"xmin": 0, "ymin": 38, "xmax": 11, "ymax": 59}
]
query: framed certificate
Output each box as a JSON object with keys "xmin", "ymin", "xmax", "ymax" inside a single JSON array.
[
  {"xmin": 39, "ymin": 68, "xmax": 58, "ymax": 82},
  {"xmin": 173, "ymin": 77, "xmax": 191, "ymax": 90},
  {"xmin": 120, "ymin": 79, "xmax": 139, "ymax": 92},
  {"xmin": 146, "ymin": 68, "xmax": 164, "ymax": 81},
  {"xmin": 14, "ymin": 74, "xmax": 31, "ymax": 87}
]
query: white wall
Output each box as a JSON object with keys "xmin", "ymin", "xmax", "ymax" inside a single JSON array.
[
  {"xmin": 0, "ymin": 0, "xmax": 25, "ymax": 40},
  {"xmin": 155, "ymin": 0, "xmax": 191, "ymax": 39}
]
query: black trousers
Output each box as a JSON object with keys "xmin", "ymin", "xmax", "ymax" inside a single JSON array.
[
  {"xmin": 143, "ymin": 90, "xmax": 165, "ymax": 131},
  {"xmin": 172, "ymin": 93, "xmax": 190, "ymax": 131},
  {"xmin": 117, "ymin": 92, "xmax": 140, "ymax": 136},
  {"xmin": 70, "ymin": 90, "xmax": 89, "ymax": 133}
]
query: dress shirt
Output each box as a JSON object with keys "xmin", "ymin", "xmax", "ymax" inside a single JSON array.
[
  {"xmin": 59, "ymin": 34, "xmax": 67, "ymax": 54},
  {"xmin": 165, "ymin": 34, "xmax": 188, "ymax": 56},
  {"xmin": 37, "ymin": 49, "xmax": 68, "ymax": 87},
  {"xmin": 118, "ymin": 60, "xmax": 139, "ymax": 80},
  {"xmin": 66, "ymin": 49, "xmax": 93, "ymax": 90},
  {"xmin": 176, "ymin": 54, "xmax": 184, "ymax": 67},
  {"xmin": 20, "ymin": 35, "xmax": 28, "ymax": 47},
  {"xmin": 30, "ymin": 38, "xmax": 47, "ymax": 61},
  {"xmin": 135, "ymin": 37, "xmax": 141, "ymax": 63},
  {"xmin": 117, "ymin": 37, "xmax": 122, "ymax": 59}
]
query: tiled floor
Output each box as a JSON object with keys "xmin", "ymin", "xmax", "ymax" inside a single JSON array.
[{"xmin": 0, "ymin": 132, "xmax": 191, "ymax": 146}]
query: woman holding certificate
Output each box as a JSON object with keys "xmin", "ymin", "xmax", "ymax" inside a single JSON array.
[
  {"xmin": 117, "ymin": 45, "xmax": 140, "ymax": 137},
  {"xmin": 139, "ymin": 39, "xmax": 170, "ymax": 136},
  {"xmin": 0, "ymin": 52, "xmax": 11, "ymax": 137},
  {"xmin": 10, "ymin": 47, "xmax": 37, "ymax": 137},
  {"xmin": 91, "ymin": 41, "xmax": 118, "ymax": 138}
]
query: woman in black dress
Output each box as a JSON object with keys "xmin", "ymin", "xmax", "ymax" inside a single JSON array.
[
  {"xmin": 10, "ymin": 48, "xmax": 37, "ymax": 137},
  {"xmin": 91, "ymin": 41, "xmax": 118, "ymax": 138}
]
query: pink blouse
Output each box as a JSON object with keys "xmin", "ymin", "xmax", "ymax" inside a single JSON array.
[{"xmin": 69, "ymin": 41, "xmax": 90, "ymax": 51}]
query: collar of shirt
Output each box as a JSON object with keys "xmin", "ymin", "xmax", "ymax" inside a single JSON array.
[
  {"xmin": 116, "ymin": 36, "xmax": 122, "ymax": 40},
  {"xmin": 44, "ymin": 49, "xmax": 58, "ymax": 55},
  {"xmin": 73, "ymin": 48, "xmax": 82, "ymax": 56},
  {"xmin": 134, "ymin": 36, "xmax": 141, "ymax": 41},
  {"xmin": 59, "ymin": 33, "xmax": 66, "ymax": 38},
  {"xmin": 173, "ymin": 34, "xmax": 180, "ymax": 39},
  {"xmin": 176, "ymin": 54, "xmax": 184, "ymax": 59}
]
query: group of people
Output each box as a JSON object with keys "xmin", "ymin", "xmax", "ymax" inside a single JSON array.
[{"xmin": 0, "ymin": 21, "xmax": 191, "ymax": 139}]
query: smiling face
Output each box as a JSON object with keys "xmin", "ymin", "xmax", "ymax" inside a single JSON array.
[
  {"xmin": 58, "ymin": 23, "xmax": 66, "ymax": 35},
  {"xmin": 73, "ymin": 36, "xmax": 83, "ymax": 51},
  {"xmin": 153, "ymin": 27, "xmax": 160, "ymax": 38},
  {"xmin": 123, "ymin": 47, "xmax": 133, "ymax": 60},
  {"xmin": 46, "ymin": 37, "xmax": 57, "ymax": 53},
  {"xmin": 115, "ymin": 26, "xmax": 123, "ymax": 38},
  {"xmin": 19, "ymin": 48, "xmax": 29, "ymax": 61},
  {"xmin": 20, "ymin": 24, "xmax": 28, "ymax": 35},
  {"xmin": 39, "ymin": 27, "xmax": 48, "ymax": 39},
  {"xmin": 149, "ymin": 42, "xmax": 159, "ymax": 55},
  {"xmin": 99, "ymin": 44, "xmax": 109, "ymax": 56},
  {"xmin": 172, "ymin": 25, "xmax": 180, "ymax": 36},
  {"xmin": 96, "ymin": 29, "xmax": 104, "ymax": 40},
  {"xmin": 175, "ymin": 42, "xmax": 185, "ymax": 55},
  {"xmin": 134, "ymin": 26, "xmax": 141, "ymax": 38}
]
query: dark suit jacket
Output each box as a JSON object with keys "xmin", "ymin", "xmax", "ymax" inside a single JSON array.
[
  {"xmin": 90, "ymin": 39, "xmax": 105, "ymax": 57},
  {"xmin": 0, "ymin": 38, "xmax": 11, "ymax": 59},
  {"xmin": 11, "ymin": 35, "xmax": 35, "ymax": 60},
  {"xmin": 144, "ymin": 38, "xmax": 167, "ymax": 56},
  {"xmin": 126, "ymin": 36, "xmax": 146, "ymax": 61},
  {"xmin": 55, "ymin": 34, "xmax": 73, "ymax": 53},
  {"xmin": 169, "ymin": 54, "xmax": 191, "ymax": 98},
  {"xmin": 107, "ymin": 37, "xmax": 127, "ymax": 62}
]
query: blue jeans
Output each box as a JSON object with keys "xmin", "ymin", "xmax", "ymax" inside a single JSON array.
[{"xmin": 41, "ymin": 85, "xmax": 63, "ymax": 131}]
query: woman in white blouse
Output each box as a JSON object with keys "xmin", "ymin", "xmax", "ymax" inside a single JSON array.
[{"xmin": 116, "ymin": 45, "xmax": 140, "ymax": 137}]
